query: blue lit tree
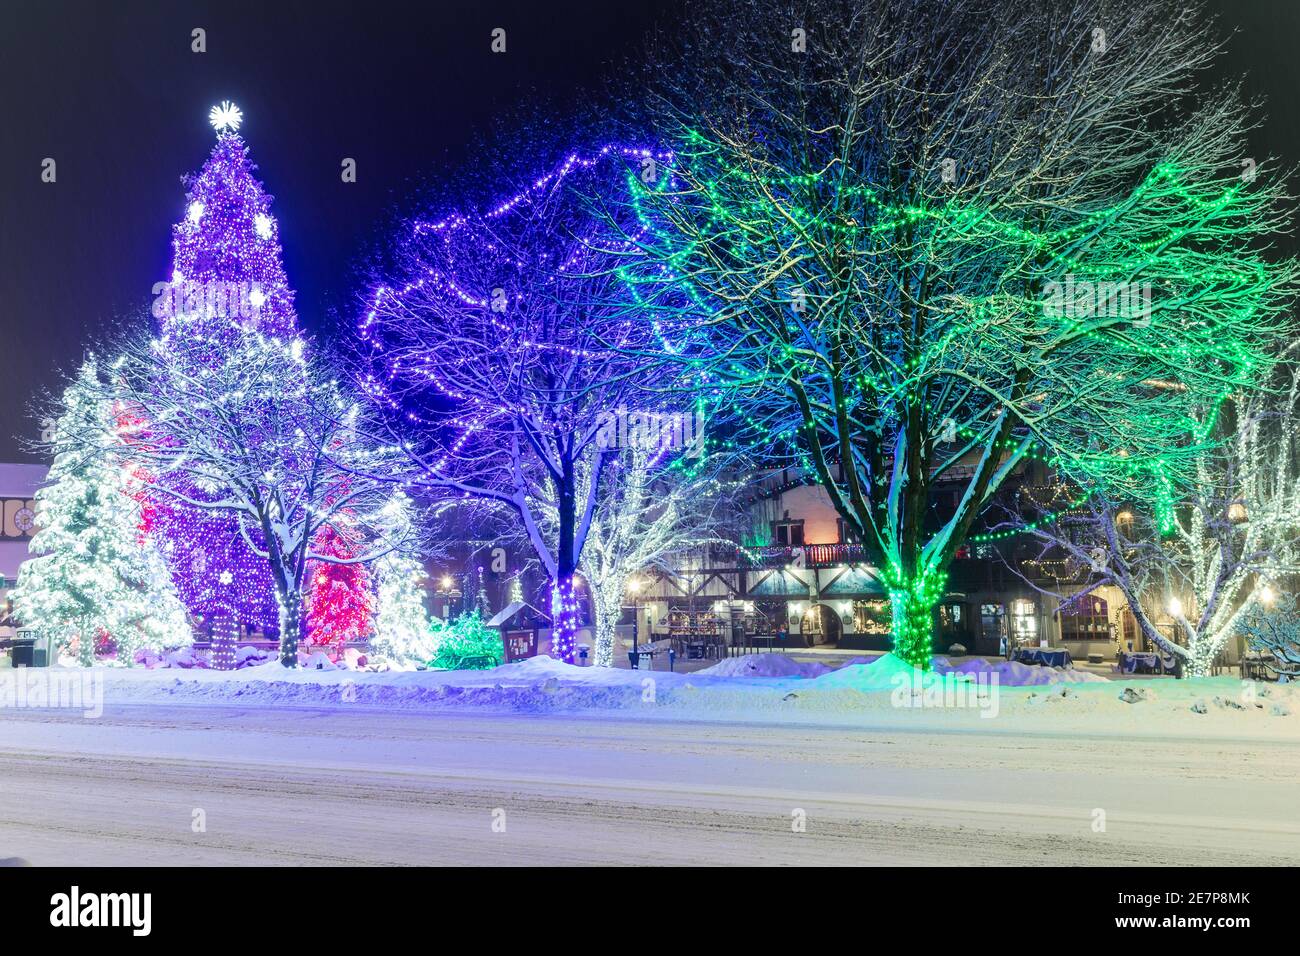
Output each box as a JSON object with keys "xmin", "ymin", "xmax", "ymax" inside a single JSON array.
[{"xmin": 359, "ymin": 145, "xmax": 699, "ymax": 663}]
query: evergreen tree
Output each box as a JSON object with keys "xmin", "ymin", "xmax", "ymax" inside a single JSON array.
[
  {"xmin": 428, "ymin": 611, "xmax": 503, "ymax": 670},
  {"xmin": 149, "ymin": 101, "xmax": 304, "ymax": 632},
  {"xmin": 369, "ymin": 495, "xmax": 434, "ymax": 667},
  {"xmin": 13, "ymin": 362, "xmax": 191, "ymax": 664},
  {"xmin": 305, "ymin": 523, "xmax": 375, "ymax": 654}
]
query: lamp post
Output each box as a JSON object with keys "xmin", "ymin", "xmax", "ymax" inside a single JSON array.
[
  {"xmin": 436, "ymin": 575, "xmax": 462, "ymax": 619},
  {"xmin": 628, "ymin": 577, "xmax": 643, "ymax": 666}
]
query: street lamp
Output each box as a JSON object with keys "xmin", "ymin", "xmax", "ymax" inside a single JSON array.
[
  {"xmin": 628, "ymin": 577, "xmax": 643, "ymax": 662},
  {"xmin": 436, "ymin": 574, "xmax": 461, "ymax": 619}
]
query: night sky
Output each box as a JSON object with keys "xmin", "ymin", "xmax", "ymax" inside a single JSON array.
[{"xmin": 2, "ymin": 0, "xmax": 1298, "ymax": 462}]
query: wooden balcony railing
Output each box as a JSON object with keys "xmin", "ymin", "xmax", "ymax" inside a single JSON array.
[{"xmin": 734, "ymin": 543, "xmax": 871, "ymax": 568}]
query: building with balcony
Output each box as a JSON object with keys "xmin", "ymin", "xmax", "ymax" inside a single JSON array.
[{"xmin": 630, "ymin": 460, "xmax": 1225, "ymax": 664}]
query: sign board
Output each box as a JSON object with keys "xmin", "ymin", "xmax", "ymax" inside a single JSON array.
[{"xmin": 503, "ymin": 629, "xmax": 537, "ymax": 663}]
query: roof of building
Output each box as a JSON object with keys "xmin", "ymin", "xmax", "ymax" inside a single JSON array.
[{"xmin": 485, "ymin": 601, "xmax": 550, "ymax": 628}]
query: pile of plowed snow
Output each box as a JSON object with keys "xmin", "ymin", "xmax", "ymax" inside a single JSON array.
[
  {"xmin": 811, "ymin": 653, "xmax": 1109, "ymax": 690},
  {"xmin": 698, "ymin": 654, "xmax": 833, "ymax": 679},
  {"xmin": 937, "ymin": 656, "xmax": 1108, "ymax": 685}
]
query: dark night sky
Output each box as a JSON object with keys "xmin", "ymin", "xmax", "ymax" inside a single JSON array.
[{"xmin": 2, "ymin": 0, "xmax": 1298, "ymax": 462}]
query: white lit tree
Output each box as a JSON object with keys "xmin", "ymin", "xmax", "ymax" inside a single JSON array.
[
  {"xmin": 74, "ymin": 329, "xmax": 414, "ymax": 666},
  {"xmin": 570, "ymin": 445, "xmax": 735, "ymax": 666},
  {"xmin": 13, "ymin": 361, "xmax": 191, "ymax": 665},
  {"xmin": 1001, "ymin": 357, "xmax": 1300, "ymax": 676},
  {"xmin": 369, "ymin": 493, "xmax": 436, "ymax": 667}
]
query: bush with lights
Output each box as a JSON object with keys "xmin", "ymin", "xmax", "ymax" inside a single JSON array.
[{"xmin": 427, "ymin": 611, "xmax": 503, "ymax": 670}]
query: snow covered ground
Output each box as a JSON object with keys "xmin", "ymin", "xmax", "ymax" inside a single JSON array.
[
  {"xmin": 1, "ymin": 653, "xmax": 1296, "ymax": 865},
  {"xmin": 12, "ymin": 651, "xmax": 1293, "ymax": 740}
]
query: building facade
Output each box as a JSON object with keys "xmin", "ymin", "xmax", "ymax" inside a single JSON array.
[
  {"xmin": 0, "ymin": 463, "xmax": 47, "ymax": 639},
  {"xmin": 632, "ymin": 461, "xmax": 1237, "ymax": 664}
]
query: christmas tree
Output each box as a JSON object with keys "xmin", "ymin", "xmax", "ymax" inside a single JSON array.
[
  {"xmin": 13, "ymin": 361, "xmax": 191, "ymax": 664},
  {"xmin": 369, "ymin": 495, "xmax": 433, "ymax": 667},
  {"xmin": 149, "ymin": 102, "xmax": 301, "ymax": 634},
  {"xmin": 304, "ymin": 523, "xmax": 375, "ymax": 655}
]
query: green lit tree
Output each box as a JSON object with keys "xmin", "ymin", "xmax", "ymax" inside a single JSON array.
[
  {"xmin": 622, "ymin": 0, "xmax": 1299, "ymax": 667},
  {"xmin": 1000, "ymin": 349, "xmax": 1300, "ymax": 676},
  {"xmin": 429, "ymin": 611, "xmax": 504, "ymax": 670}
]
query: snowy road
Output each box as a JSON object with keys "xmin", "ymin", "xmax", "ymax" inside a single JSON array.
[{"xmin": 2, "ymin": 702, "xmax": 1297, "ymax": 866}]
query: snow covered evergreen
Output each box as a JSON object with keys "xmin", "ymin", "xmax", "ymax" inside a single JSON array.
[{"xmin": 12, "ymin": 361, "xmax": 191, "ymax": 664}]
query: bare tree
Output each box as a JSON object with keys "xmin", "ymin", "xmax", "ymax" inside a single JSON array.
[
  {"xmin": 620, "ymin": 0, "xmax": 1298, "ymax": 666},
  {"xmin": 999, "ymin": 359, "xmax": 1300, "ymax": 676},
  {"xmin": 78, "ymin": 328, "xmax": 414, "ymax": 665},
  {"xmin": 1238, "ymin": 594, "xmax": 1300, "ymax": 680},
  {"xmin": 358, "ymin": 146, "xmax": 686, "ymax": 663}
]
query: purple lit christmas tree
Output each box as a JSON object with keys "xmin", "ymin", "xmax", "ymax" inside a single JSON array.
[{"xmin": 149, "ymin": 103, "xmax": 295, "ymax": 633}]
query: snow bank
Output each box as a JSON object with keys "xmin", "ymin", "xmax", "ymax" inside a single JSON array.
[
  {"xmin": 811, "ymin": 653, "xmax": 919, "ymax": 690},
  {"xmin": 810, "ymin": 653, "xmax": 1109, "ymax": 691},
  {"xmin": 16, "ymin": 650, "xmax": 1298, "ymax": 741},
  {"xmin": 938, "ymin": 656, "xmax": 1109, "ymax": 686},
  {"xmin": 300, "ymin": 651, "xmax": 337, "ymax": 671},
  {"xmin": 698, "ymin": 654, "xmax": 832, "ymax": 679}
]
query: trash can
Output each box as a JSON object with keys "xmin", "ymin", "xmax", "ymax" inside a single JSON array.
[
  {"xmin": 11, "ymin": 629, "xmax": 50, "ymax": 668},
  {"xmin": 10, "ymin": 638, "xmax": 35, "ymax": 668}
]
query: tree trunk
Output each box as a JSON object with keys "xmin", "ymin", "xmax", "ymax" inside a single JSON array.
[
  {"xmin": 886, "ymin": 566, "xmax": 945, "ymax": 670},
  {"xmin": 278, "ymin": 590, "xmax": 303, "ymax": 666},
  {"xmin": 210, "ymin": 610, "xmax": 237, "ymax": 671},
  {"xmin": 549, "ymin": 575, "xmax": 578, "ymax": 664},
  {"xmin": 549, "ymin": 463, "xmax": 579, "ymax": 665},
  {"xmin": 593, "ymin": 594, "xmax": 617, "ymax": 668}
]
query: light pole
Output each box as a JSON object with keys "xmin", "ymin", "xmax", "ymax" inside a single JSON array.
[
  {"xmin": 628, "ymin": 577, "xmax": 643, "ymax": 667},
  {"xmin": 436, "ymin": 575, "xmax": 462, "ymax": 620}
]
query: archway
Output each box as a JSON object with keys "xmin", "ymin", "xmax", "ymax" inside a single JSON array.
[{"xmin": 800, "ymin": 604, "xmax": 843, "ymax": 647}]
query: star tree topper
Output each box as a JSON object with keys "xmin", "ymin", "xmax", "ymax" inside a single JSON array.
[{"xmin": 208, "ymin": 101, "xmax": 243, "ymax": 135}]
